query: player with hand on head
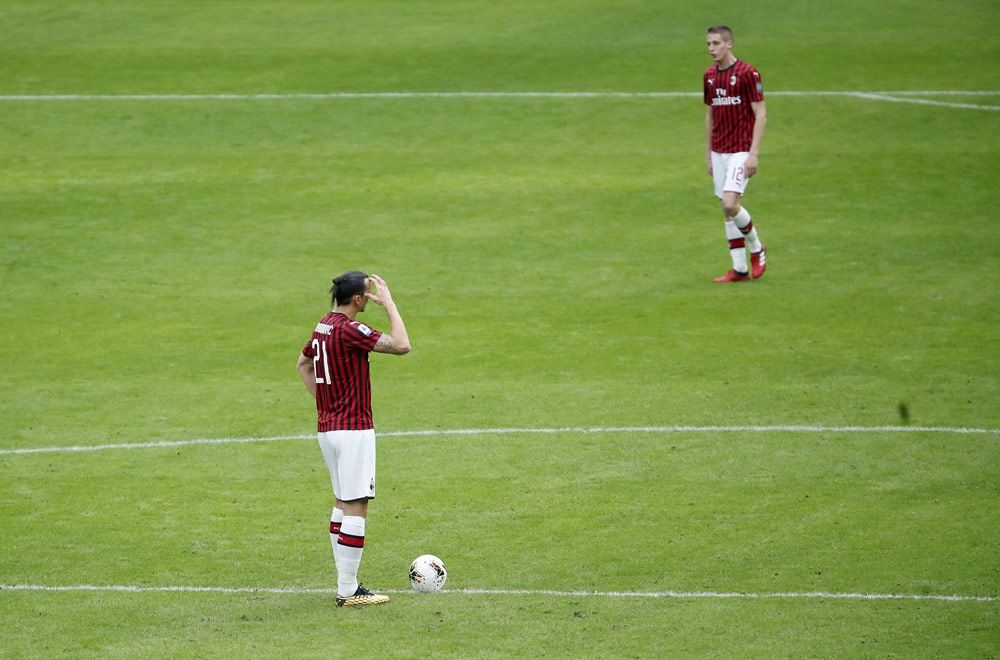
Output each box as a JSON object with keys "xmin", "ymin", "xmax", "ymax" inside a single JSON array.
[
  {"xmin": 296, "ymin": 271, "xmax": 411, "ymax": 607},
  {"xmin": 704, "ymin": 25, "xmax": 768, "ymax": 282}
]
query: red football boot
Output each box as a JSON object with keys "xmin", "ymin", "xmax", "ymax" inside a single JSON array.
[
  {"xmin": 751, "ymin": 244, "xmax": 767, "ymax": 279},
  {"xmin": 714, "ymin": 269, "xmax": 750, "ymax": 283}
]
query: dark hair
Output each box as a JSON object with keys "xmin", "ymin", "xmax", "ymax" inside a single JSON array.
[
  {"xmin": 330, "ymin": 270, "xmax": 369, "ymax": 306},
  {"xmin": 707, "ymin": 25, "xmax": 733, "ymax": 41}
]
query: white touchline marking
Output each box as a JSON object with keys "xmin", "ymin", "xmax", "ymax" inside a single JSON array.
[
  {"xmin": 889, "ymin": 91, "xmax": 1000, "ymax": 95},
  {"xmin": 1, "ymin": 425, "xmax": 997, "ymax": 455},
  {"xmin": 846, "ymin": 91, "xmax": 1000, "ymax": 111},
  {"xmin": 0, "ymin": 434, "xmax": 312, "ymax": 455},
  {"xmin": 452, "ymin": 588, "xmax": 1000, "ymax": 602},
  {"xmin": 2, "ymin": 584, "xmax": 996, "ymax": 602},
  {"xmin": 0, "ymin": 92, "xmax": 701, "ymax": 100},
  {"xmin": 379, "ymin": 425, "xmax": 1000, "ymax": 435},
  {"xmin": 0, "ymin": 90, "xmax": 996, "ymax": 109}
]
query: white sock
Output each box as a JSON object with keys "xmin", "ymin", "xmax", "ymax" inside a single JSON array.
[
  {"xmin": 330, "ymin": 507, "xmax": 344, "ymax": 574},
  {"xmin": 730, "ymin": 208, "xmax": 762, "ymax": 253},
  {"xmin": 724, "ymin": 220, "xmax": 748, "ymax": 273},
  {"xmin": 337, "ymin": 516, "xmax": 366, "ymax": 597}
]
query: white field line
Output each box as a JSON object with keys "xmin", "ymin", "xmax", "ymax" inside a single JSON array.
[
  {"xmin": 845, "ymin": 91, "xmax": 1000, "ymax": 111},
  {"xmin": 0, "ymin": 434, "xmax": 314, "ymax": 455},
  {"xmin": 2, "ymin": 425, "xmax": 998, "ymax": 456},
  {"xmin": 1, "ymin": 92, "xmax": 699, "ymax": 100},
  {"xmin": 0, "ymin": 90, "xmax": 997, "ymax": 110},
  {"xmin": 2, "ymin": 584, "xmax": 997, "ymax": 602}
]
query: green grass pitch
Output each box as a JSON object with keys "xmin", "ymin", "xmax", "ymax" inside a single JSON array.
[{"xmin": 2, "ymin": 1, "xmax": 999, "ymax": 658}]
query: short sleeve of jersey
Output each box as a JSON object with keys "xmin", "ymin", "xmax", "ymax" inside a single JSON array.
[
  {"xmin": 744, "ymin": 66, "xmax": 764, "ymax": 102},
  {"xmin": 703, "ymin": 66, "xmax": 714, "ymax": 105},
  {"xmin": 342, "ymin": 321, "xmax": 382, "ymax": 352}
]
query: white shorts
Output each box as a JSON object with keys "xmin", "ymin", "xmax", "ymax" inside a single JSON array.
[
  {"xmin": 712, "ymin": 151, "xmax": 750, "ymax": 199},
  {"xmin": 318, "ymin": 429, "xmax": 377, "ymax": 501}
]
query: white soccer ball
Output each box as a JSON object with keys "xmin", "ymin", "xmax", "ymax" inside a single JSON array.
[{"xmin": 409, "ymin": 554, "xmax": 447, "ymax": 593}]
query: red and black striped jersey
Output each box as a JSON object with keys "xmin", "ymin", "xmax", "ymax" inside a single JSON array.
[
  {"xmin": 302, "ymin": 312, "xmax": 383, "ymax": 431},
  {"xmin": 704, "ymin": 60, "xmax": 764, "ymax": 153}
]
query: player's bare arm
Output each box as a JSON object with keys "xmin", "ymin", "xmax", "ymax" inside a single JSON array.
[
  {"xmin": 374, "ymin": 334, "xmax": 408, "ymax": 355},
  {"xmin": 745, "ymin": 99, "xmax": 767, "ymax": 177},
  {"xmin": 366, "ymin": 274, "xmax": 411, "ymax": 355},
  {"xmin": 705, "ymin": 107, "xmax": 715, "ymax": 175},
  {"xmin": 296, "ymin": 353, "xmax": 318, "ymax": 398}
]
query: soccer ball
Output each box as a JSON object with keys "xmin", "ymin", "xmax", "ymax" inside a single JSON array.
[{"xmin": 409, "ymin": 554, "xmax": 447, "ymax": 593}]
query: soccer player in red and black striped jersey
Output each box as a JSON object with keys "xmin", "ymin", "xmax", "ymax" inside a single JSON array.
[
  {"xmin": 296, "ymin": 271, "xmax": 411, "ymax": 607},
  {"xmin": 704, "ymin": 26, "xmax": 768, "ymax": 282}
]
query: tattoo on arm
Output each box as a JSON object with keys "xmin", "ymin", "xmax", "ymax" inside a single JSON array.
[{"xmin": 375, "ymin": 334, "xmax": 404, "ymax": 354}]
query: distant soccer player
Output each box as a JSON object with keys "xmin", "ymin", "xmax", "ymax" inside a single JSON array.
[
  {"xmin": 296, "ymin": 271, "xmax": 411, "ymax": 607},
  {"xmin": 704, "ymin": 25, "xmax": 768, "ymax": 282}
]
